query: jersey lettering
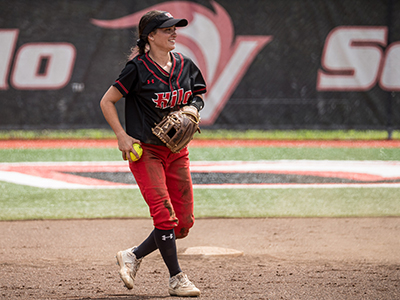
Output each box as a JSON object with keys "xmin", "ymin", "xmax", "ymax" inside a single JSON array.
[
  {"xmin": 152, "ymin": 88, "xmax": 191, "ymax": 109},
  {"xmin": 152, "ymin": 92, "xmax": 170, "ymax": 109},
  {"xmin": 170, "ymin": 88, "xmax": 184, "ymax": 107},
  {"xmin": 182, "ymin": 90, "xmax": 192, "ymax": 105}
]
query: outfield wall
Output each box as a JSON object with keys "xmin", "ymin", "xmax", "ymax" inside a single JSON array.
[{"xmin": 1, "ymin": 0, "xmax": 399, "ymax": 131}]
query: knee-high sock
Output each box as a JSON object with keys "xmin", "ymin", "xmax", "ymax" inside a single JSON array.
[
  {"xmin": 133, "ymin": 230, "xmax": 158, "ymax": 259},
  {"xmin": 154, "ymin": 228, "xmax": 182, "ymax": 277}
]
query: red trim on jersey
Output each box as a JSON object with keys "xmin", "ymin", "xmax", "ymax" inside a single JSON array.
[
  {"xmin": 145, "ymin": 53, "xmax": 169, "ymax": 76},
  {"xmin": 116, "ymin": 80, "xmax": 129, "ymax": 94},
  {"xmin": 169, "ymin": 53, "xmax": 177, "ymax": 90},
  {"xmin": 194, "ymin": 86, "xmax": 207, "ymax": 94},
  {"xmin": 139, "ymin": 55, "xmax": 169, "ymax": 86},
  {"xmin": 176, "ymin": 53, "xmax": 184, "ymax": 90}
]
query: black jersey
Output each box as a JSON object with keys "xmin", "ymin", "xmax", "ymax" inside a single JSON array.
[{"xmin": 113, "ymin": 52, "xmax": 207, "ymax": 145}]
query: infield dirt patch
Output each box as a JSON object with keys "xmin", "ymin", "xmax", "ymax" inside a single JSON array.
[
  {"xmin": 1, "ymin": 139, "xmax": 399, "ymax": 298},
  {"xmin": 1, "ymin": 218, "xmax": 399, "ymax": 299}
]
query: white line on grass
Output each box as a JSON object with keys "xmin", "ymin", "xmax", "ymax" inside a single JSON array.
[{"xmin": 1, "ymin": 160, "xmax": 400, "ymax": 189}]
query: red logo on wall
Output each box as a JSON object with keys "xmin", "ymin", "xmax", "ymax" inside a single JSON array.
[{"xmin": 91, "ymin": 1, "xmax": 272, "ymax": 125}]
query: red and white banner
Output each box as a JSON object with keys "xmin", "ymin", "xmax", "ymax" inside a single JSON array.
[{"xmin": 0, "ymin": 0, "xmax": 399, "ymax": 130}]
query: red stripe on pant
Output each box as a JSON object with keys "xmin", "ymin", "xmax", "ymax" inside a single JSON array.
[{"xmin": 129, "ymin": 143, "xmax": 194, "ymax": 239}]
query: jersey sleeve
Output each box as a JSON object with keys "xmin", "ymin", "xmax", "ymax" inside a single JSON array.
[
  {"xmin": 113, "ymin": 62, "xmax": 137, "ymax": 97},
  {"xmin": 190, "ymin": 61, "xmax": 207, "ymax": 96}
]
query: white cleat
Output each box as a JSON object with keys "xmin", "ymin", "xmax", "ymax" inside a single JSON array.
[
  {"xmin": 169, "ymin": 272, "xmax": 201, "ymax": 297},
  {"xmin": 116, "ymin": 247, "xmax": 142, "ymax": 289}
]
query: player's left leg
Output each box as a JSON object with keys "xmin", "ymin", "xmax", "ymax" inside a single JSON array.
[
  {"xmin": 165, "ymin": 148, "xmax": 195, "ymax": 239},
  {"xmin": 163, "ymin": 148, "xmax": 200, "ymax": 296}
]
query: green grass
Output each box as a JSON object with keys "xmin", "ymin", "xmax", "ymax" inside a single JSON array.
[
  {"xmin": 0, "ymin": 138, "xmax": 399, "ymax": 220},
  {"xmin": 0, "ymin": 182, "xmax": 148, "ymax": 220},
  {"xmin": 189, "ymin": 147, "xmax": 400, "ymax": 161},
  {"xmin": 0, "ymin": 148, "xmax": 122, "ymax": 162},
  {"xmin": 0, "ymin": 129, "xmax": 399, "ymax": 140},
  {"xmin": 0, "ymin": 181, "xmax": 398, "ymax": 220},
  {"xmin": 0, "ymin": 129, "xmax": 116, "ymax": 139},
  {"xmin": 0, "ymin": 147, "xmax": 398, "ymax": 163},
  {"xmin": 197, "ymin": 129, "xmax": 399, "ymax": 140},
  {"xmin": 194, "ymin": 188, "xmax": 400, "ymax": 217}
]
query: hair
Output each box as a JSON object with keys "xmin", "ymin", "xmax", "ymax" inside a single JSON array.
[{"xmin": 128, "ymin": 10, "xmax": 164, "ymax": 60}]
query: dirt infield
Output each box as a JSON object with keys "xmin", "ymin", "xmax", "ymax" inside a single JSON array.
[
  {"xmin": 1, "ymin": 218, "xmax": 399, "ymax": 299},
  {"xmin": 1, "ymin": 140, "xmax": 399, "ymax": 299}
]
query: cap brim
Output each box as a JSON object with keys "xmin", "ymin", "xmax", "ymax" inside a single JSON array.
[{"xmin": 158, "ymin": 18, "xmax": 188, "ymax": 28}]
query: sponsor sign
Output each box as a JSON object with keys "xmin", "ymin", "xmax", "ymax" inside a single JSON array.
[{"xmin": 0, "ymin": 1, "xmax": 399, "ymax": 129}]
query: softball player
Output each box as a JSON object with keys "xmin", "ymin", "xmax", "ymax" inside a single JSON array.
[{"xmin": 100, "ymin": 10, "xmax": 206, "ymax": 297}]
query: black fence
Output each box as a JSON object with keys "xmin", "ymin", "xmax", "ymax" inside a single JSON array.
[{"xmin": 0, "ymin": 0, "xmax": 399, "ymax": 134}]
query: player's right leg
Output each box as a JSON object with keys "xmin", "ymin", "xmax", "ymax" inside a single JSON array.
[
  {"xmin": 116, "ymin": 246, "xmax": 142, "ymax": 289},
  {"xmin": 115, "ymin": 229, "xmax": 159, "ymax": 289},
  {"xmin": 116, "ymin": 144, "xmax": 169, "ymax": 290},
  {"xmin": 116, "ymin": 144, "xmax": 177, "ymax": 290}
]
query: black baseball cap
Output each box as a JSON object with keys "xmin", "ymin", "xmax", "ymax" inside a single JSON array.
[{"xmin": 142, "ymin": 12, "xmax": 188, "ymax": 38}]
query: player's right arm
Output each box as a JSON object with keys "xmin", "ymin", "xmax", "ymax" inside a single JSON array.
[{"xmin": 100, "ymin": 86, "xmax": 139, "ymax": 161}]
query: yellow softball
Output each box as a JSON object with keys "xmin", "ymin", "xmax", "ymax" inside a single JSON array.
[{"xmin": 129, "ymin": 143, "xmax": 143, "ymax": 161}]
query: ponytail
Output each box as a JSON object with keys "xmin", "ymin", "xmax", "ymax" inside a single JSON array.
[
  {"xmin": 136, "ymin": 38, "xmax": 147, "ymax": 56},
  {"xmin": 128, "ymin": 38, "xmax": 147, "ymax": 60},
  {"xmin": 128, "ymin": 10, "xmax": 163, "ymax": 60}
]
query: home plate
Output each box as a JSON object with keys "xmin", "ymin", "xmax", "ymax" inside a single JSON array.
[{"xmin": 179, "ymin": 246, "xmax": 243, "ymax": 257}]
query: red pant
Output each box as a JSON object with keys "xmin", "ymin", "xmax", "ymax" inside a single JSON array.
[{"xmin": 129, "ymin": 143, "xmax": 194, "ymax": 239}]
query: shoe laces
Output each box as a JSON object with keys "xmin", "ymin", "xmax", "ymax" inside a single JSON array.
[
  {"xmin": 125, "ymin": 251, "xmax": 142, "ymax": 272},
  {"xmin": 174, "ymin": 273, "xmax": 194, "ymax": 288}
]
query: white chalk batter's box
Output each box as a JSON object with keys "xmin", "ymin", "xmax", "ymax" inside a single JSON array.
[{"xmin": 1, "ymin": 160, "xmax": 400, "ymax": 189}]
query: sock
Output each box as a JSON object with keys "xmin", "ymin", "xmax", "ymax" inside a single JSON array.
[
  {"xmin": 132, "ymin": 230, "xmax": 158, "ymax": 259},
  {"xmin": 154, "ymin": 228, "xmax": 182, "ymax": 277}
]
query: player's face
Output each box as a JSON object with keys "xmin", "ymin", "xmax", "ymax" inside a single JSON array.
[{"xmin": 151, "ymin": 26, "xmax": 177, "ymax": 52}]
